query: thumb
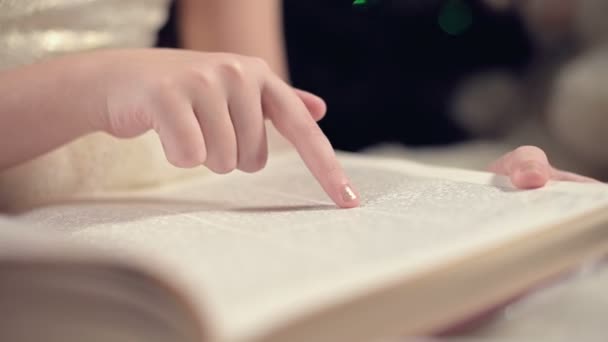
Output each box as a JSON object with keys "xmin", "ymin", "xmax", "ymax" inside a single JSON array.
[
  {"xmin": 489, "ymin": 146, "xmax": 551, "ymax": 189},
  {"xmin": 294, "ymin": 89, "xmax": 327, "ymax": 122}
]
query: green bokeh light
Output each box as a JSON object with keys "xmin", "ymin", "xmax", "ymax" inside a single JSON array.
[
  {"xmin": 353, "ymin": 0, "xmax": 367, "ymax": 5},
  {"xmin": 438, "ymin": 0, "xmax": 473, "ymax": 36}
]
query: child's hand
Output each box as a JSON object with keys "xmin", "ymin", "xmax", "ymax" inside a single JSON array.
[
  {"xmin": 489, "ymin": 146, "xmax": 599, "ymax": 188},
  {"xmin": 88, "ymin": 49, "xmax": 359, "ymax": 208}
]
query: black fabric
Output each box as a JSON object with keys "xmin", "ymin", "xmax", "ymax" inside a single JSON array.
[
  {"xmin": 157, "ymin": 2, "xmax": 178, "ymax": 48},
  {"xmin": 157, "ymin": 0, "xmax": 533, "ymax": 151}
]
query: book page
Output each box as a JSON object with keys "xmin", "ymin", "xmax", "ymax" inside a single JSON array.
[
  {"xmin": 16, "ymin": 152, "xmax": 608, "ymax": 341},
  {"xmin": 0, "ymin": 221, "xmax": 205, "ymax": 342}
]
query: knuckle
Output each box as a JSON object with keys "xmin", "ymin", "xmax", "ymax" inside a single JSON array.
[
  {"xmin": 219, "ymin": 58, "xmax": 248, "ymax": 82},
  {"xmin": 249, "ymin": 56, "xmax": 269, "ymax": 70},
  {"xmin": 300, "ymin": 123, "xmax": 327, "ymax": 142},
  {"xmin": 151, "ymin": 76, "xmax": 179, "ymax": 98},
  {"xmin": 189, "ymin": 69, "xmax": 217, "ymax": 89},
  {"xmin": 323, "ymin": 160, "xmax": 341, "ymax": 179}
]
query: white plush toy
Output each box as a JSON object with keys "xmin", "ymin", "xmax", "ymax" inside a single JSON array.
[
  {"xmin": 453, "ymin": 0, "xmax": 608, "ymax": 178},
  {"xmin": 548, "ymin": 0, "xmax": 608, "ymax": 170}
]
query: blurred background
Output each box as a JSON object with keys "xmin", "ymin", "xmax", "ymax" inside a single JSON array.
[{"xmin": 157, "ymin": 0, "xmax": 608, "ymax": 179}]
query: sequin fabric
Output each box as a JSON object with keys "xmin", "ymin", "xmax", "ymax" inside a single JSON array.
[{"xmin": 0, "ymin": 0, "xmax": 170, "ymax": 70}]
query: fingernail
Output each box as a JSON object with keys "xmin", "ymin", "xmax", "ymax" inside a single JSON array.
[{"xmin": 341, "ymin": 184, "xmax": 358, "ymax": 203}]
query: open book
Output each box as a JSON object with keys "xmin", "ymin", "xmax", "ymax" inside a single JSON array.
[{"xmin": 2, "ymin": 151, "xmax": 608, "ymax": 342}]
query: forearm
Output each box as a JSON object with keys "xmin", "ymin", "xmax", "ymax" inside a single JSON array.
[
  {"xmin": 177, "ymin": 0, "xmax": 289, "ymax": 80},
  {"xmin": 0, "ymin": 57, "xmax": 99, "ymax": 170}
]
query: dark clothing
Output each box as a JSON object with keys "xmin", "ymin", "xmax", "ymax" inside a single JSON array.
[{"xmin": 157, "ymin": 0, "xmax": 533, "ymax": 151}]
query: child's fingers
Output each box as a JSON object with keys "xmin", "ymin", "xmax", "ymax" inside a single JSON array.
[
  {"xmin": 490, "ymin": 146, "xmax": 601, "ymax": 188},
  {"xmin": 192, "ymin": 87, "xmax": 238, "ymax": 174},
  {"xmin": 510, "ymin": 160, "xmax": 551, "ymax": 189},
  {"xmin": 550, "ymin": 169, "xmax": 600, "ymax": 183},
  {"xmin": 262, "ymin": 76, "xmax": 360, "ymax": 208},
  {"xmin": 153, "ymin": 94, "xmax": 207, "ymax": 168},
  {"xmin": 227, "ymin": 78, "xmax": 268, "ymax": 173},
  {"xmin": 294, "ymin": 89, "xmax": 327, "ymax": 122},
  {"xmin": 489, "ymin": 146, "xmax": 551, "ymax": 189}
]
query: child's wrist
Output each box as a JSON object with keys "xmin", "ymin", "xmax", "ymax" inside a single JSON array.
[{"xmin": 55, "ymin": 51, "xmax": 112, "ymax": 135}]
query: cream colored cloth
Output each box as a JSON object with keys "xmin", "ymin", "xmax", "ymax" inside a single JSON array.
[{"xmin": 0, "ymin": 0, "xmax": 169, "ymax": 70}]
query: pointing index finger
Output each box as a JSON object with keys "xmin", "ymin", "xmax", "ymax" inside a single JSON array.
[{"xmin": 262, "ymin": 78, "xmax": 360, "ymax": 208}]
